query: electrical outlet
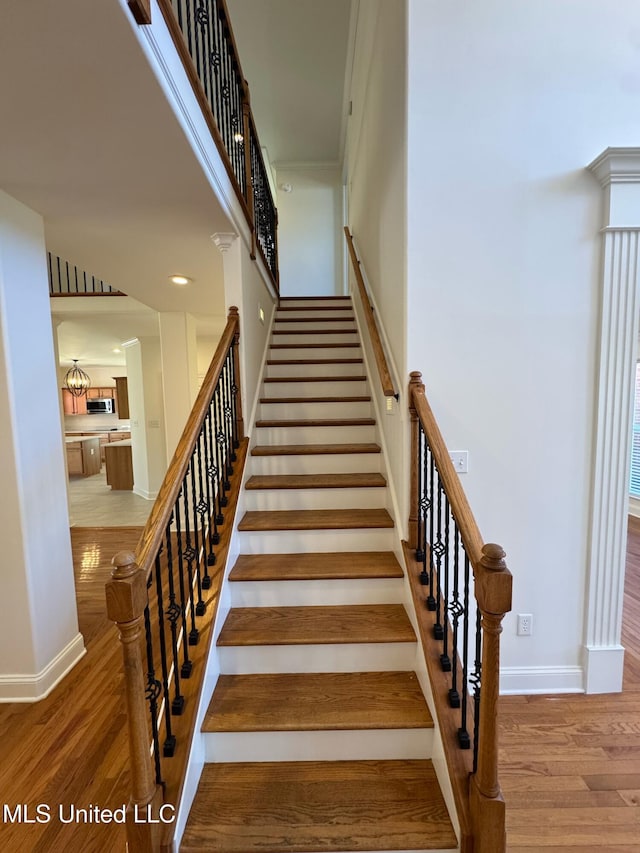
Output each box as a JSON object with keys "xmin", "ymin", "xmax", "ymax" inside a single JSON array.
[
  {"xmin": 449, "ymin": 451, "xmax": 468, "ymax": 473},
  {"xmin": 517, "ymin": 613, "xmax": 533, "ymax": 636}
]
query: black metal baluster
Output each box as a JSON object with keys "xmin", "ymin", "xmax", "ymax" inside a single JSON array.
[
  {"xmin": 448, "ymin": 524, "xmax": 462, "ymax": 709},
  {"xmin": 153, "ymin": 551, "xmax": 177, "ymax": 752},
  {"xmin": 471, "ymin": 604, "xmax": 483, "ymax": 773},
  {"xmin": 207, "ymin": 400, "xmax": 224, "ymax": 528},
  {"xmin": 440, "ymin": 496, "xmax": 451, "ymax": 672},
  {"xmin": 182, "ymin": 472, "xmax": 200, "ymax": 646},
  {"xmin": 184, "ymin": 0, "xmax": 194, "ymax": 55},
  {"xmin": 172, "ymin": 492, "xmax": 193, "ymax": 680},
  {"xmin": 212, "ymin": 383, "xmax": 228, "ymax": 509},
  {"xmin": 164, "ymin": 513, "xmax": 189, "ymax": 709},
  {"xmin": 202, "ymin": 411, "xmax": 218, "ymax": 564},
  {"xmin": 194, "ymin": 2, "xmax": 208, "ymax": 105},
  {"xmin": 175, "ymin": 0, "xmax": 184, "ymax": 30},
  {"xmin": 458, "ymin": 550, "xmax": 471, "ymax": 749},
  {"xmin": 229, "ymin": 340, "xmax": 240, "ymax": 450},
  {"xmin": 416, "ymin": 423, "xmax": 425, "ymax": 563},
  {"xmin": 224, "ymin": 353, "xmax": 236, "ymax": 464},
  {"xmin": 433, "ymin": 474, "xmax": 444, "ymax": 640},
  {"xmin": 204, "ymin": 0, "xmax": 216, "ymax": 117},
  {"xmin": 427, "ymin": 445, "xmax": 436, "ymax": 611},
  {"xmin": 143, "ymin": 598, "xmax": 163, "ymax": 785},
  {"xmin": 195, "ymin": 428, "xmax": 212, "ymax": 590},
  {"xmin": 216, "ymin": 378, "xmax": 231, "ymax": 494},
  {"xmin": 187, "ymin": 460, "xmax": 206, "ymax": 618},
  {"xmin": 211, "ymin": 2, "xmax": 222, "ymax": 137}
]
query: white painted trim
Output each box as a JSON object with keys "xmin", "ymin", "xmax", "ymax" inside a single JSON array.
[
  {"xmin": 629, "ymin": 499, "xmax": 640, "ymax": 518},
  {"xmin": 133, "ymin": 486, "xmax": 158, "ymax": 500},
  {"xmin": 0, "ymin": 633, "xmax": 86, "ymax": 702},
  {"xmin": 272, "ymin": 160, "xmax": 342, "ymax": 172},
  {"xmin": 584, "ymin": 150, "xmax": 640, "ymax": 694},
  {"xmin": 499, "ymin": 665, "xmax": 584, "ymax": 695},
  {"xmin": 583, "ymin": 645, "xmax": 626, "ymax": 694}
]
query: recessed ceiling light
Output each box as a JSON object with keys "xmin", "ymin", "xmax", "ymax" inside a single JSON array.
[
  {"xmin": 170, "ymin": 274, "xmax": 192, "ymax": 286},
  {"xmin": 113, "ymin": 348, "xmax": 121, "ymax": 354}
]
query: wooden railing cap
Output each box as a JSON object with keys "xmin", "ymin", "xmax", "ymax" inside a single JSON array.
[
  {"xmin": 111, "ymin": 551, "xmax": 139, "ymax": 580},
  {"xmin": 480, "ymin": 544, "xmax": 507, "ymax": 571}
]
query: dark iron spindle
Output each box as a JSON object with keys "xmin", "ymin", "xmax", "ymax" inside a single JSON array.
[
  {"xmin": 142, "ymin": 599, "xmax": 163, "ymax": 785},
  {"xmin": 472, "ymin": 604, "xmax": 483, "ymax": 772},
  {"xmin": 448, "ymin": 524, "xmax": 462, "ymax": 709},
  {"xmin": 195, "ymin": 430, "xmax": 212, "ymax": 590},
  {"xmin": 458, "ymin": 550, "xmax": 471, "ymax": 749},
  {"xmin": 440, "ymin": 495, "xmax": 451, "ymax": 671},
  {"xmin": 153, "ymin": 552, "xmax": 177, "ymax": 753},
  {"xmin": 433, "ymin": 474, "xmax": 444, "ymax": 640}
]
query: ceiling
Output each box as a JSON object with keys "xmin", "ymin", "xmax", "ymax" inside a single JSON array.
[{"xmin": 226, "ymin": 0, "xmax": 352, "ymax": 166}]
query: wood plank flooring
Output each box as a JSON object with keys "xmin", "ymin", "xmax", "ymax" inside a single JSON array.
[
  {"xmin": 0, "ymin": 526, "xmax": 140, "ymax": 853},
  {"xmin": 499, "ymin": 515, "xmax": 640, "ymax": 850},
  {"xmin": 2, "ymin": 519, "xmax": 639, "ymax": 851}
]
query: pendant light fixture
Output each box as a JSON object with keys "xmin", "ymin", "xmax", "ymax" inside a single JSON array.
[{"xmin": 64, "ymin": 359, "xmax": 91, "ymax": 397}]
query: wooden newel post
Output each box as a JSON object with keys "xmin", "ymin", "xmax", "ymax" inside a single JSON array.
[
  {"xmin": 229, "ymin": 306, "xmax": 244, "ymax": 440},
  {"xmin": 106, "ymin": 551, "xmax": 163, "ymax": 853},
  {"xmin": 408, "ymin": 371, "xmax": 425, "ymax": 552},
  {"xmin": 470, "ymin": 543, "xmax": 513, "ymax": 853}
]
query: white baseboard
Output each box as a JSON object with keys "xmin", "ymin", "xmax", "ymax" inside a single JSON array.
[
  {"xmin": 133, "ymin": 486, "xmax": 158, "ymax": 500},
  {"xmin": 0, "ymin": 633, "xmax": 86, "ymax": 702},
  {"xmin": 500, "ymin": 665, "xmax": 584, "ymax": 695},
  {"xmin": 583, "ymin": 644, "xmax": 625, "ymax": 694}
]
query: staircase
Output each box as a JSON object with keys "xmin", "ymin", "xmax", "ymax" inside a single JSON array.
[{"xmin": 181, "ymin": 296, "xmax": 458, "ymax": 852}]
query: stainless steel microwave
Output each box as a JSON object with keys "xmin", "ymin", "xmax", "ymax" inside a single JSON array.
[{"xmin": 86, "ymin": 398, "xmax": 115, "ymax": 414}]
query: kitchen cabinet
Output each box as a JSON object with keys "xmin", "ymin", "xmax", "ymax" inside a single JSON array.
[
  {"xmin": 65, "ymin": 436, "xmax": 101, "ymax": 477},
  {"xmin": 105, "ymin": 441, "xmax": 133, "ymax": 490},
  {"xmin": 62, "ymin": 389, "xmax": 87, "ymax": 415},
  {"xmin": 86, "ymin": 386, "xmax": 116, "ymax": 400},
  {"xmin": 114, "ymin": 377, "xmax": 129, "ymax": 419}
]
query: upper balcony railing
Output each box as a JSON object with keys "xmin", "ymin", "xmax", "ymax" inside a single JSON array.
[
  {"xmin": 129, "ymin": 0, "xmax": 279, "ymax": 293},
  {"xmin": 48, "ymin": 252, "xmax": 125, "ymax": 296}
]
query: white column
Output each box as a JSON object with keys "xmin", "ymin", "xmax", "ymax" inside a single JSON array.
[
  {"xmin": 585, "ymin": 148, "xmax": 640, "ymax": 693},
  {"xmin": 158, "ymin": 313, "xmax": 199, "ymax": 463},
  {"xmin": 123, "ymin": 337, "xmax": 167, "ymax": 500},
  {"xmin": 0, "ymin": 190, "xmax": 85, "ymax": 701}
]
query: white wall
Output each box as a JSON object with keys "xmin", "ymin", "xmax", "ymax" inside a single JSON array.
[
  {"xmin": 346, "ymin": 0, "xmax": 408, "ymax": 529},
  {"xmin": 276, "ymin": 165, "xmax": 343, "ymax": 297},
  {"xmin": 0, "ymin": 190, "xmax": 84, "ymax": 700},
  {"xmin": 406, "ymin": 0, "xmax": 640, "ymax": 692}
]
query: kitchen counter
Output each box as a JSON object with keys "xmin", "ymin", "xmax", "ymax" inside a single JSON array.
[
  {"xmin": 65, "ymin": 435, "xmax": 104, "ymax": 444},
  {"xmin": 66, "ymin": 435, "xmax": 101, "ymax": 476}
]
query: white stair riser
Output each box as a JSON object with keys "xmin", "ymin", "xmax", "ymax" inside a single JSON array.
[
  {"xmin": 203, "ymin": 728, "xmax": 433, "ymax": 763},
  {"xmin": 271, "ymin": 333, "xmax": 361, "ymax": 345},
  {"xmin": 237, "ymin": 528, "xmax": 395, "ymax": 553},
  {"xmin": 262, "ymin": 380, "xmax": 368, "ymax": 398},
  {"xmin": 266, "ymin": 361, "xmax": 365, "ymax": 378},
  {"xmin": 259, "ymin": 400, "xmax": 373, "ymax": 419},
  {"xmin": 270, "ymin": 346, "xmax": 362, "ymax": 360},
  {"xmin": 277, "ymin": 307, "xmax": 354, "ymax": 317},
  {"xmin": 254, "ymin": 425, "xmax": 377, "ymax": 445},
  {"xmin": 218, "ymin": 641, "xmax": 417, "ymax": 674},
  {"xmin": 243, "ymin": 487, "xmax": 385, "ymax": 511},
  {"xmin": 229, "ymin": 577, "xmax": 404, "ymax": 607},
  {"xmin": 274, "ymin": 322, "xmax": 357, "ymax": 333},
  {"xmin": 279, "ymin": 299, "xmax": 351, "ymax": 308},
  {"xmin": 248, "ymin": 454, "xmax": 383, "ymax": 475}
]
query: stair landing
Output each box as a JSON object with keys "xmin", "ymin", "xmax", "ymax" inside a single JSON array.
[{"xmin": 181, "ymin": 760, "xmax": 457, "ymax": 853}]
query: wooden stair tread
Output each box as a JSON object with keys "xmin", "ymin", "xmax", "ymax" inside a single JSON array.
[
  {"xmin": 274, "ymin": 316, "xmax": 355, "ymax": 323},
  {"xmin": 263, "ymin": 374, "xmax": 366, "ymax": 382},
  {"xmin": 204, "ymin": 672, "xmax": 433, "ymax": 732},
  {"xmin": 251, "ymin": 443, "xmax": 381, "ymax": 456},
  {"xmin": 181, "ymin": 760, "xmax": 457, "ymax": 853},
  {"xmin": 260, "ymin": 396, "xmax": 372, "ymax": 403},
  {"xmin": 266, "ymin": 358, "xmax": 364, "ymax": 365},
  {"xmin": 255, "ymin": 418, "xmax": 376, "ymax": 428},
  {"xmin": 272, "ymin": 329, "xmax": 358, "ymax": 335},
  {"xmin": 277, "ymin": 305, "xmax": 355, "ymax": 311},
  {"xmin": 245, "ymin": 473, "xmax": 386, "ymax": 490},
  {"xmin": 229, "ymin": 551, "xmax": 404, "ymax": 581},
  {"xmin": 217, "ymin": 604, "xmax": 415, "ymax": 646},
  {"xmin": 280, "ymin": 295, "xmax": 351, "ymax": 300},
  {"xmin": 238, "ymin": 508, "xmax": 394, "ymax": 531},
  {"xmin": 270, "ymin": 342, "xmax": 361, "ymax": 349}
]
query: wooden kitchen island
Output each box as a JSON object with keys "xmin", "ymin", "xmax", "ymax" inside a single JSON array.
[
  {"xmin": 104, "ymin": 440, "xmax": 133, "ymax": 490},
  {"xmin": 65, "ymin": 436, "xmax": 101, "ymax": 477}
]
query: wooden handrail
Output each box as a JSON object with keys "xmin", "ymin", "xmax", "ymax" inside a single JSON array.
[
  {"xmin": 407, "ymin": 370, "xmax": 512, "ymax": 853},
  {"xmin": 344, "ymin": 227, "xmax": 396, "ymax": 398},
  {"xmin": 135, "ymin": 307, "xmax": 241, "ymax": 580},
  {"xmin": 408, "ymin": 372, "xmax": 483, "ymax": 566}
]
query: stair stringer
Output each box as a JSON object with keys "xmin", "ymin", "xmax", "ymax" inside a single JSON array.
[
  {"xmin": 169, "ymin": 311, "xmax": 277, "ymax": 853},
  {"xmin": 347, "ymin": 286, "xmax": 463, "ymax": 847}
]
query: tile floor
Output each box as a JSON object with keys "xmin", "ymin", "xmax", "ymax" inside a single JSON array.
[{"xmin": 67, "ymin": 467, "xmax": 153, "ymax": 527}]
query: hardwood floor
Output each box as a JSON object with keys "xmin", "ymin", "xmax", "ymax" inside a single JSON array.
[
  {"xmin": 1, "ymin": 521, "xmax": 639, "ymax": 852},
  {"xmin": 0, "ymin": 527, "xmax": 140, "ymax": 853},
  {"xmin": 499, "ymin": 515, "xmax": 640, "ymax": 851}
]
